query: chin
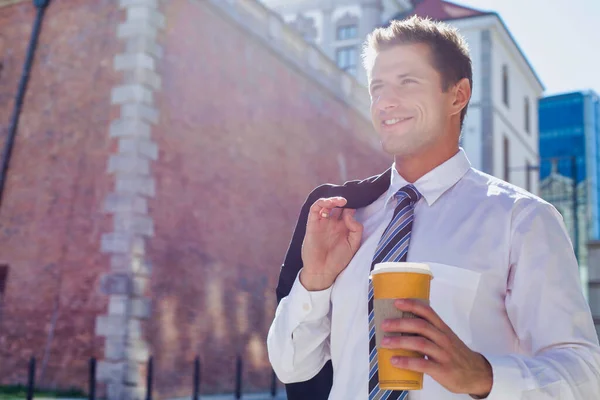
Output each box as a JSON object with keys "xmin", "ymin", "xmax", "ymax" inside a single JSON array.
[{"xmin": 381, "ymin": 139, "xmax": 427, "ymax": 158}]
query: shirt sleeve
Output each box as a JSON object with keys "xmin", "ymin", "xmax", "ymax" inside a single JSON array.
[
  {"xmin": 483, "ymin": 201, "xmax": 600, "ymax": 399},
  {"xmin": 267, "ymin": 269, "xmax": 333, "ymax": 383}
]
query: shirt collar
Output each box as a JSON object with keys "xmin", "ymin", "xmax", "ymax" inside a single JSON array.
[{"xmin": 385, "ymin": 148, "xmax": 471, "ymax": 208}]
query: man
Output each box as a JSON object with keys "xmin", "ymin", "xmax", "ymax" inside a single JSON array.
[{"xmin": 267, "ymin": 16, "xmax": 600, "ymax": 400}]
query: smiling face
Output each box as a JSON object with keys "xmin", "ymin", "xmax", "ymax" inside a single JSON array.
[{"xmin": 369, "ymin": 42, "xmax": 459, "ymax": 159}]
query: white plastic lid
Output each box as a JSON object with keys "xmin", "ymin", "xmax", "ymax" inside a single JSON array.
[{"xmin": 370, "ymin": 262, "xmax": 433, "ymax": 278}]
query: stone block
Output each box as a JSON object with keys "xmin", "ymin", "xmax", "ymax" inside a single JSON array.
[
  {"xmin": 105, "ymin": 337, "xmax": 127, "ymax": 361},
  {"xmin": 132, "ymin": 276, "xmax": 148, "ymax": 297},
  {"xmin": 127, "ymin": 338, "xmax": 149, "ymax": 362},
  {"xmin": 132, "ymin": 259, "xmax": 152, "ymax": 276},
  {"xmin": 99, "ymin": 273, "xmax": 132, "ymax": 296},
  {"xmin": 101, "ymin": 232, "xmax": 132, "ymax": 254},
  {"xmin": 130, "ymin": 298, "xmax": 151, "ymax": 319},
  {"xmin": 111, "ymin": 84, "xmax": 153, "ymax": 105},
  {"xmin": 95, "ymin": 314, "xmax": 128, "ymax": 337},
  {"xmin": 115, "ymin": 176, "xmax": 155, "ymax": 197},
  {"xmin": 111, "ymin": 255, "xmax": 133, "ymax": 272},
  {"xmin": 122, "ymin": 385, "xmax": 145, "ymax": 400},
  {"xmin": 108, "ymin": 154, "xmax": 150, "ymax": 175},
  {"xmin": 118, "ymin": 138, "xmax": 159, "ymax": 160},
  {"xmin": 117, "ymin": 21, "xmax": 158, "ymax": 40},
  {"xmin": 131, "ymin": 236, "xmax": 146, "ymax": 256},
  {"xmin": 124, "ymin": 68, "xmax": 162, "ymax": 90},
  {"xmin": 124, "ymin": 361, "xmax": 143, "ymax": 385},
  {"xmin": 114, "ymin": 53, "xmax": 155, "ymax": 71},
  {"xmin": 97, "ymin": 361, "xmax": 125, "ymax": 383},
  {"xmin": 128, "ymin": 320, "xmax": 143, "ymax": 341},
  {"xmin": 121, "ymin": 103, "xmax": 159, "ymax": 125},
  {"xmin": 126, "ymin": 6, "xmax": 165, "ymax": 29},
  {"xmin": 109, "ymin": 119, "xmax": 152, "ymax": 139},
  {"xmin": 104, "ymin": 193, "xmax": 148, "ymax": 214},
  {"xmin": 113, "ymin": 213, "xmax": 154, "ymax": 237},
  {"xmin": 125, "ymin": 37, "xmax": 163, "ymax": 59},
  {"xmin": 108, "ymin": 295, "xmax": 129, "ymax": 315},
  {"xmin": 107, "ymin": 383, "xmax": 124, "ymax": 400}
]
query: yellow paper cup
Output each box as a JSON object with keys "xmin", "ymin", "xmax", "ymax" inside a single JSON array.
[{"xmin": 370, "ymin": 262, "xmax": 433, "ymax": 390}]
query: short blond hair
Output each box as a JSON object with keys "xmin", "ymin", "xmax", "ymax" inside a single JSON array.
[{"xmin": 362, "ymin": 16, "xmax": 472, "ymax": 126}]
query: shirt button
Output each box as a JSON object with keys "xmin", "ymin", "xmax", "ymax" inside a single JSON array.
[{"xmin": 303, "ymin": 303, "xmax": 310, "ymax": 312}]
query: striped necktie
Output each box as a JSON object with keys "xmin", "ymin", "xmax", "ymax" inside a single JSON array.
[{"xmin": 368, "ymin": 184, "xmax": 421, "ymax": 400}]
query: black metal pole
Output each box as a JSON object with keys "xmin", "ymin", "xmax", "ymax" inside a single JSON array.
[
  {"xmin": 146, "ymin": 356, "xmax": 153, "ymax": 400},
  {"xmin": 235, "ymin": 355, "xmax": 242, "ymax": 399},
  {"xmin": 193, "ymin": 356, "xmax": 200, "ymax": 400},
  {"xmin": 270, "ymin": 369, "xmax": 277, "ymax": 397},
  {"xmin": 88, "ymin": 358, "xmax": 96, "ymax": 400},
  {"xmin": 0, "ymin": 0, "xmax": 51, "ymax": 208},
  {"xmin": 572, "ymin": 156, "xmax": 579, "ymax": 262},
  {"xmin": 26, "ymin": 357, "xmax": 36, "ymax": 400}
]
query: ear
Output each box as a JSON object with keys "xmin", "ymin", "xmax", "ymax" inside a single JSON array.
[{"xmin": 450, "ymin": 78, "xmax": 471, "ymax": 118}]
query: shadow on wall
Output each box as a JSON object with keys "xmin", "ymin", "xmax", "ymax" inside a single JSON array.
[{"xmin": 148, "ymin": 249, "xmax": 278, "ymax": 397}]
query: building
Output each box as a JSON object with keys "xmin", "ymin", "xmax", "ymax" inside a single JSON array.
[
  {"xmin": 0, "ymin": 0, "xmax": 388, "ymax": 398},
  {"xmin": 538, "ymin": 90, "xmax": 600, "ymax": 312},
  {"xmin": 262, "ymin": 0, "xmax": 544, "ymax": 192},
  {"xmin": 260, "ymin": 0, "xmax": 413, "ymax": 84}
]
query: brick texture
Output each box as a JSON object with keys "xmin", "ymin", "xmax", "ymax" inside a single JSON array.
[
  {"xmin": 0, "ymin": 0, "xmax": 124, "ymax": 392},
  {"xmin": 0, "ymin": 0, "xmax": 390, "ymax": 397},
  {"xmin": 144, "ymin": 0, "xmax": 388, "ymax": 397}
]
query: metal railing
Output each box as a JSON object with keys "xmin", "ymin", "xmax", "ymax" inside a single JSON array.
[{"xmin": 19, "ymin": 355, "xmax": 280, "ymax": 400}]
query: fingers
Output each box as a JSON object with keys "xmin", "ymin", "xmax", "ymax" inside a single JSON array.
[
  {"xmin": 382, "ymin": 316, "xmax": 447, "ymax": 348},
  {"xmin": 308, "ymin": 197, "xmax": 347, "ymax": 223},
  {"xmin": 389, "ymin": 356, "xmax": 440, "ymax": 375},
  {"xmin": 381, "ymin": 335, "xmax": 447, "ymax": 362},
  {"xmin": 393, "ymin": 299, "xmax": 451, "ymax": 335},
  {"xmin": 330, "ymin": 207, "xmax": 343, "ymax": 220},
  {"xmin": 342, "ymin": 208, "xmax": 361, "ymax": 231}
]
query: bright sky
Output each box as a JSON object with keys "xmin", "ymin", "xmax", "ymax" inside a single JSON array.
[{"xmin": 455, "ymin": 0, "xmax": 600, "ymax": 96}]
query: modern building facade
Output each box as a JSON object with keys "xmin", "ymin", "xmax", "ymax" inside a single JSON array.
[
  {"xmin": 262, "ymin": 0, "xmax": 544, "ymax": 192},
  {"xmin": 539, "ymin": 90, "xmax": 600, "ymax": 299}
]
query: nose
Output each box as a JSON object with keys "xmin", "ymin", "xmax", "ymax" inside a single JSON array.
[{"xmin": 373, "ymin": 89, "xmax": 399, "ymax": 112}]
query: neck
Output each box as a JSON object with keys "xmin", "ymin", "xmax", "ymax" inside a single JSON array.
[{"xmin": 394, "ymin": 142, "xmax": 459, "ymax": 183}]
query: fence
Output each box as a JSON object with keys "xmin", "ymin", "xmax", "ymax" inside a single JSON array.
[{"xmin": 18, "ymin": 355, "xmax": 280, "ymax": 400}]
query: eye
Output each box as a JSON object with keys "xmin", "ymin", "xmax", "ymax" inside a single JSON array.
[{"xmin": 401, "ymin": 78, "xmax": 416, "ymax": 85}]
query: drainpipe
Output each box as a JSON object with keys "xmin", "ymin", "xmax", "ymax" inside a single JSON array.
[{"xmin": 0, "ymin": 0, "xmax": 51, "ymax": 209}]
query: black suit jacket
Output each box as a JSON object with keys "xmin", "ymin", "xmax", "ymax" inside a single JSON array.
[{"xmin": 275, "ymin": 168, "xmax": 392, "ymax": 400}]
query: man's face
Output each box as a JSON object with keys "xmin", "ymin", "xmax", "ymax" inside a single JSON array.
[{"xmin": 369, "ymin": 43, "xmax": 455, "ymax": 158}]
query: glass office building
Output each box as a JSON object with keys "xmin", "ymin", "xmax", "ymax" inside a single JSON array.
[{"xmin": 539, "ymin": 90, "xmax": 600, "ymax": 297}]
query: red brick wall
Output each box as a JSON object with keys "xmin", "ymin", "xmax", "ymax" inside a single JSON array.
[
  {"xmin": 0, "ymin": 0, "xmax": 123, "ymax": 390},
  {"xmin": 147, "ymin": 1, "xmax": 389, "ymax": 396}
]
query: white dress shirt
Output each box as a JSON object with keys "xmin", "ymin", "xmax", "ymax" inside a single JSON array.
[{"xmin": 267, "ymin": 149, "xmax": 600, "ymax": 399}]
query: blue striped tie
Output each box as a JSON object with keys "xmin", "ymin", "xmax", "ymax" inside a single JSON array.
[{"xmin": 368, "ymin": 184, "xmax": 421, "ymax": 400}]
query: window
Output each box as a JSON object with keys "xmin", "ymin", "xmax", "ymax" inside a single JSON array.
[
  {"xmin": 336, "ymin": 46, "xmax": 357, "ymax": 75},
  {"xmin": 524, "ymin": 97, "xmax": 530, "ymax": 134},
  {"xmin": 503, "ymin": 136, "xmax": 510, "ymax": 182},
  {"xmin": 502, "ymin": 65, "xmax": 509, "ymax": 107},
  {"xmin": 526, "ymin": 161, "xmax": 531, "ymax": 192},
  {"xmin": 337, "ymin": 24, "xmax": 358, "ymax": 41}
]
